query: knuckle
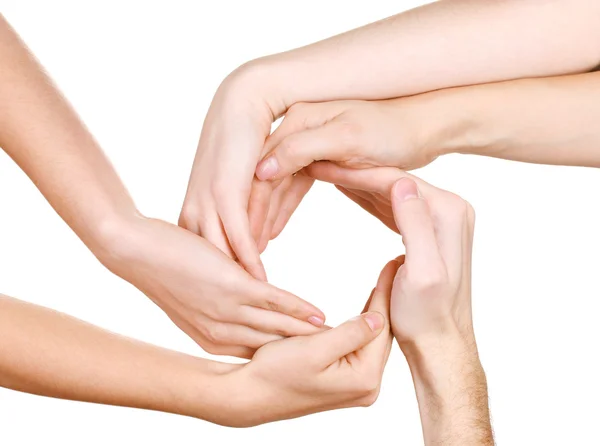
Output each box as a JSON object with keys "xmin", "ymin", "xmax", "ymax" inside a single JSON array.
[
  {"xmin": 201, "ymin": 322, "xmax": 229, "ymax": 345},
  {"xmin": 407, "ymin": 265, "xmax": 448, "ymax": 294}
]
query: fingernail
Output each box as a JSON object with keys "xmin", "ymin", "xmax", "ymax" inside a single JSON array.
[
  {"xmin": 308, "ymin": 315, "xmax": 325, "ymax": 327},
  {"xmin": 392, "ymin": 178, "xmax": 419, "ymax": 202},
  {"xmin": 362, "ymin": 312, "xmax": 384, "ymax": 332},
  {"xmin": 256, "ymin": 157, "xmax": 279, "ymax": 180}
]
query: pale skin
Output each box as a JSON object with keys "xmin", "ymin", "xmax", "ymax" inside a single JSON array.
[
  {"xmin": 307, "ymin": 164, "xmax": 493, "ymax": 445},
  {"xmin": 0, "ymin": 14, "xmax": 326, "ymax": 360},
  {"xmin": 0, "ymin": 283, "xmax": 391, "ymax": 427},
  {"xmin": 181, "ymin": 0, "xmax": 600, "ymax": 275},
  {"xmin": 255, "ymin": 71, "xmax": 600, "ymax": 190}
]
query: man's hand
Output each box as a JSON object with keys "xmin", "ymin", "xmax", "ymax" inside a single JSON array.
[
  {"xmin": 309, "ymin": 163, "xmax": 493, "ymax": 445},
  {"xmin": 221, "ymin": 259, "xmax": 396, "ymax": 427},
  {"xmin": 99, "ymin": 217, "xmax": 325, "ymax": 359}
]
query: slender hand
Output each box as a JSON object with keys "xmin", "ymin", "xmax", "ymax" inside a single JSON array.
[
  {"xmin": 0, "ymin": 265, "xmax": 392, "ymax": 427},
  {"xmin": 0, "ymin": 15, "xmax": 324, "ymax": 358},
  {"xmin": 180, "ymin": 0, "xmax": 600, "ymax": 266},
  {"xmin": 308, "ymin": 164, "xmax": 492, "ymax": 444}
]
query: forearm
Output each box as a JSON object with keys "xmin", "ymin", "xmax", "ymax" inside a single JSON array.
[
  {"xmin": 250, "ymin": 0, "xmax": 600, "ymax": 115},
  {"xmin": 418, "ymin": 71, "xmax": 600, "ymax": 167},
  {"xmin": 402, "ymin": 334, "xmax": 493, "ymax": 446},
  {"xmin": 0, "ymin": 15, "xmax": 137, "ymax": 257},
  {"xmin": 0, "ymin": 294, "xmax": 239, "ymax": 424}
]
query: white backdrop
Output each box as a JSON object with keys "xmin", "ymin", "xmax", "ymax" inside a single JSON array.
[{"xmin": 1, "ymin": 1, "xmax": 599, "ymax": 445}]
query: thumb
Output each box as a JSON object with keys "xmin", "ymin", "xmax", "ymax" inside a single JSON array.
[
  {"xmin": 256, "ymin": 122, "xmax": 350, "ymax": 181},
  {"xmin": 391, "ymin": 178, "xmax": 442, "ymax": 272},
  {"xmin": 311, "ymin": 311, "xmax": 385, "ymax": 366}
]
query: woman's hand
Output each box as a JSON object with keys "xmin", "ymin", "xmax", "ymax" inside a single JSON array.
[
  {"xmin": 99, "ymin": 216, "xmax": 325, "ymax": 359},
  {"xmin": 217, "ymin": 259, "xmax": 396, "ymax": 427}
]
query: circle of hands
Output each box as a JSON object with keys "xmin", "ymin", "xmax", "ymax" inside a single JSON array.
[{"xmin": 101, "ymin": 91, "xmax": 479, "ymax": 426}]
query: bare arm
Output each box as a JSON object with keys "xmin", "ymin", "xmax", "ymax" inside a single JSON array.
[
  {"xmin": 404, "ymin": 336, "xmax": 492, "ymax": 445},
  {"xmin": 182, "ymin": 0, "xmax": 600, "ymax": 273},
  {"xmin": 0, "ymin": 287, "xmax": 392, "ymax": 427},
  {"xmin": 0, "ymin": 14, "xmax": 325, "ymax": 358},
  {"xmin": 426, "ymin": 71, "xmax": 600, "ymax": 167},
  {"xmin": 304, "ymin": 165, "xmax": 493, "ymax": 444}
]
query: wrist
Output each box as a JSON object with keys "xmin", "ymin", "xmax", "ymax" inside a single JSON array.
[
  {"xmin": 409, "ymin": 86, "xmax": 491, "ymax": 159},
  {"xmin": 399, "ymin": 329, "xmax": 483, "ymax": 399}
]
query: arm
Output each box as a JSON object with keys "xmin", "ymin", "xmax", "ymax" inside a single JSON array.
[
  {"xmin": 305, "ymin": 164, "xmax": 493, "ymax": 444},
  {"xmin": 0, "ymin": 280, "xmax": 391, "ymax": 427},
  {"xmin": 0, "ymin": 14, "xmax": 325, "ymax": 358},
  {"xmin": 424, "ymin": 71, "xmax": 600, "ymax": 167},
  {"xmin": 181, "ymin": 0, "xmax": 600, "ymax": 271}
]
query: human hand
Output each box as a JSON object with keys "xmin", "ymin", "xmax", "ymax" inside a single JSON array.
[
  {"xmin": 305, "ymin": 162, "xmax": 475, "ymax": 343},
  {"xmin": 250, "ymin": 98, "xmax": 439, "ymax": 250},
  {"xmin": 98, "ymin": 216, "xmax": 325, "ymax": 359},
  {"xmin": 179, "ymin": 65, "xmax": 280, "ymax": 280},
  {"xmin": 220, "ymin": 259, "xmax": 396, "ymax": 427}
]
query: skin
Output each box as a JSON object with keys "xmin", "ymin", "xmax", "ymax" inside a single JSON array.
[
  {"xmin": 307, "ymin": 164, "xmax": 493, "ymax": 445},
  {"xmin": 255, "ymin": 71, "xmax": 600, "ymax": 205},
  {"xmin": 0, "ymin": 14, "xmax": 325, "ymax": 359},
  {"xmin": 180, "ymin": 0, "xmax": 600, "ymax": 274},
  {"xmin": 0, "ymin": 280, "xmax": 392, "ymax": 427}
]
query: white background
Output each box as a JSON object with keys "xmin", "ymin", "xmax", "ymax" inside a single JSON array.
[{"xmin": 1, "ymin": 1, "xmax": 599, "ymax": 445}]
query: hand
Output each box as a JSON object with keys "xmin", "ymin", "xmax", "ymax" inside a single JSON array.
[
  {"xmin": 179, "ymin": 66, "xmax": 277, "ymax": 280},
  {"xmin": 305, "ymin": 162, "xmax": 475, "ymax": 342},
  {"xmin": 250, "ymin": 98, "xmax": 439, "ymax": 250},
  {"xmin": 220, "ymin": 259, "xmax": 396, "ymax": 427},
  {"xmin": 98, "ymin": 216, "xmax": 325, "ymax": 359}
]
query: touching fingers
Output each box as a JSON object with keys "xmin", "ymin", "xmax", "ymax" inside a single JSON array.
[
  {"xmin": 270, "ymin": 173, "xmax": 315, "ymax": 240},
  {"xmin": 391, "ymin": 178, "xmax": 444, "ymax": 275},
  {"xmin": 310, "ymin": 311, "xmax": 385, "ymax": 367},
  {"xmin": 220, "ymin": 203, "xmax": 267, "ymax": 281},
  {"xmin": 248, "ymin": 283, "xmax": 326, "ymax": 328},
  {"xmin": 256, "ymin": 122, "xmax": 351, "ymax": 181}
]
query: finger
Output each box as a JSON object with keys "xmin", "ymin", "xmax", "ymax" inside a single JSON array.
[
  {"xmin": 179, "ymin": 205, "xmax": 236, "ymax": 258},
  {"xmin": 208, "ymin": 322, "xmax": 283, "ymax": 350},
  {"xmin": 310, "ymin": 311, "xmax": 385, "ymax": 366},
  {"xmin": 258, "ymin": 176, "xmax": 293, "ymax": 252},
  {"xmin": 391, "ymin": 178, "xmax": 444, "ymax": 273},
  {"xmin": 336, "ymin": 186, "xmax": 398, "ymax": 233},
  {"xmin": 307, "ymin": 162, "xmax": 430, "ymax": 198},
  {"xmin": 270, "ymin": 174, "xmax": 315, "ymax": 240},
  {"xmin": 219, "ymin": 203, "xmax": 267, "ymax": 281},
  {"xmin": 248, "ymin": 283, "xmax": 326, "ymax": 328},
  {"xmin": 171, "ymin": 316, "xmax": 256, "ymax": 359},
  {"xmin": 357, "ymin": 260, "xmax": 397, "ymax": 365},
  {"xmin": 256, "ymin": 122, "xmax": 352, "ymax": 181},
  {"xmin": 248, "ymin": 178, "xmax": 276, "ymax": 244},
  {"xmin": 239, "ymin": 306, "xmax": 323, "ymax": 337}
]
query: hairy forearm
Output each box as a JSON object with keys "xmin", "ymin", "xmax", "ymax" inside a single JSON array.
[
  {"xmin": 403, "ymin": 335, "xmax": 493, "ymax": 446},
  {"xmin": 250, "ymin": 0, "xmax": 600, "ymax": 116},
  {"xmin": 423, "ymin": 71, "xmax": 600, "ymax": 168},
  {"xmin": 0, "ymin": 294, "xmax": 240, "ymax": 424},
  {"xmin": 0, "ymin": 15, "xmax": 137, "ymax": 257}
]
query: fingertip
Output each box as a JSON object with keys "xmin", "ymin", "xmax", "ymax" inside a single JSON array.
[
  {"xmin": 256, "ymin": 156, "xmax": 280, "ymax": 181},
  {"xmin": 392, "ymin": 178, "xmax": 419, "ymax": 203},
  {"xmin": 362, "ymin": 311, "xmax": 385, "ymax": 333}
]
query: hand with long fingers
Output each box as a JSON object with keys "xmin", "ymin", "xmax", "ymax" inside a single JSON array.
[
  {"xmin": 180, "ymin": 0, "xmax": 598, "ymax": 273},
  {"xmin": 249, "ymin": 99, "xmax": 434, "ymax": 248},
  {"xmin": 105, "ymin": 217, "xmax": 325, "ymax": 359},
  {"xmin": 228, "ymin": 259, "xmax": 396, "ymax": 427}
]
